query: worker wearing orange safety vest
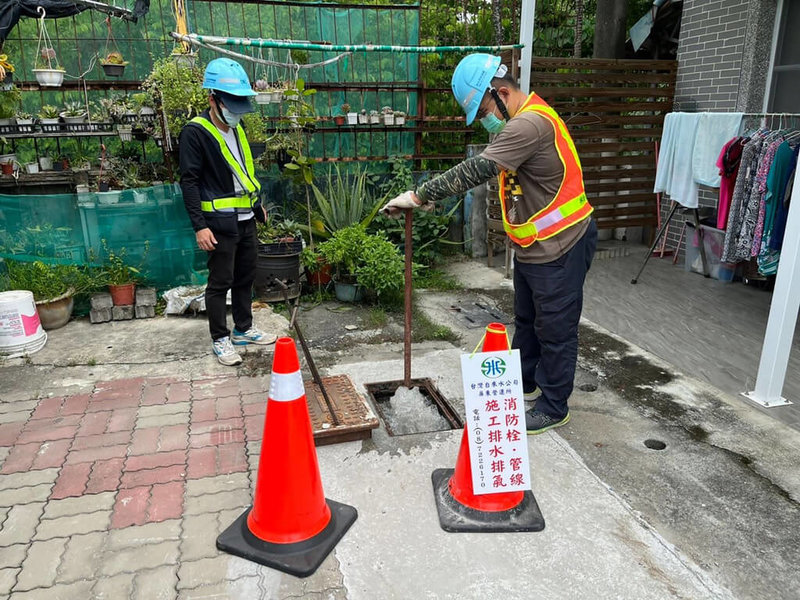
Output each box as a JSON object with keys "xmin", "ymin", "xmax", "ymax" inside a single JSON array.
[{"xmin": 382, "ymin": 54, "xmax": 597, "ymax": 434}]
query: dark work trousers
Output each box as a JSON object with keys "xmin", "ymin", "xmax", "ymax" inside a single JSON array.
[
  {"xmin": 205, "ymin": 218, "xmax": 257, "ymax": 341},
  {"xmin": 511, "ymin": 220, "xmax": 597, "ymax": 419}
]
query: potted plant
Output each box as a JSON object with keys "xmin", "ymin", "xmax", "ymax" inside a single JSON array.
[
  {"xmin": 382, "ymin": 106, "xmax": 395, "ymax": 126},
  {"xmin": 14, "ymin": 110, "xmax": 33, "ymax": 133},
  {"xmin": 38, "ymin": 155, "xmax": 53, "ymax": 171},
  {"xmin": 254, "ymin": 215, "xmax": 304, "ymax": 302},
  {"xmin": 242, "ymin": 112, "xmax": 267, "ymax": 158},
  {"xmin": 0, "ymin": 260, "xmax": 89, "ymax": 330},
  {"xmin": 100, "ymin": 51, "xmax": 128, "ymax": 78},
  {"xmin": 333, "ymin": 106, "xmax": 346, "ymax": 126},
  {"xmin": 38, "ymin": 105, "xmax": 60, "ymax": 132},
  {"xmin": 358, "ymin": 109, "xmax": 368, "ymax": 125},
  {"xmin": 170, "ymin": 45, "xmax": 197, "ymax": 68},
  {"xmin": 60, "ymin": 101, "xmax": 87, "ymax": 127},
  {"xmin": 301, "ymin": 245, "xmax": 332, "ymax": 286},
  {"xmin": 0, "ymin": 85, "xmax": 20, "ymax": 126},
  {"xmin": 318, "ymin": 225, "xmax": 406, "ymax": 303},
  {"xmin": 33, "ymin": 47, "xmax": 65, "ymax": 87},
  {"xmin": 342, "ymin": 103, "xmax": 357, "ymax": 126},
  {"xmin": 394, "ymin": 110, "xmax": 406, "ymax": 126},
  {"xmin": 131, "ymin": 93, "xmax": 156, "ymax": 123},
  {"xmin": 99, "ymin": 240, "xmax": 146, "ymax": 305},
  {"xmin": 369, "ymin": 109, "xmax": 380, "ymax": 125},
  {"xmin": 141, "ymin": 57, "xmax": 206, "ymax": 143},
  {"xmin": 253, "ymin": 79, "xmax": 271, "ymax": 105},
  {"xmin": 0, "ymin": 54, "xmax": 14, "ymax": 90}
]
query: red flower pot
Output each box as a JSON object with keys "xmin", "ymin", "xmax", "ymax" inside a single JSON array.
[
  {"xmin": 1, "ymin": 162, "xmax": 13, "ymax": 175},
  {"xmin": 109, "ymin": 283, "xmax": 136, "ymax": 306},
  {"xmin": 333, "ymin": 115, "xmax": 345, "ymax": 126},
  {"xmin": 306, "ymin": 262, "xmax": 332, "ymax": 286}
]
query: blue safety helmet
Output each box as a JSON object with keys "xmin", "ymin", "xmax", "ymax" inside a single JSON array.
[
  {"xmin": 451, "ymin": 53, "xmax": 502, "ymax": 125},
  {"xmin": 203, "ymin": 59, "xmax": 257, "ymax": 97}
]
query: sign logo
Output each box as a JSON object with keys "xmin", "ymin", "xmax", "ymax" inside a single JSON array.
[{"xmin": 481, "ymin": 356, "xmax": 506, "ymax": 378}]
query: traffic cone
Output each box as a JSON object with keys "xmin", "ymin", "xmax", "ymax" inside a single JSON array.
[
  {"xmin": 216, "ymin": 337, "xmax": 357, "ymax": 577},
  {"xmin": 431, "ymin": 322, "xmax": 545, "ymax": 532}
]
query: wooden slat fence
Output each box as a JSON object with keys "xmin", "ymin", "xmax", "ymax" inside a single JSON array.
[{"xmin": 503, "ymin": 55, "xmax": 678, "ymax": 230}]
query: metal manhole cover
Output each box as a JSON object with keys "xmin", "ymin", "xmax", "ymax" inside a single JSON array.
[
  {"xmin": 449, "ymin": 301, "xmax": 512, "ymax": 329},
  {"xmin": 305, "ymin": 374, "xmax": 379, "ymax": 446}
]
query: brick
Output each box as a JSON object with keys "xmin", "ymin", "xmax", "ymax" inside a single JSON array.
[
  {"xmin": 217, "ymin": 442, "xmax": 247, "ymax": 475},
  {"xmin": 13, "ymin": 580, "xmax": 96, "ymax": 599},
  {"xmin": 191, "ymin": 377, "xmax": 239, "ymax": 400},
  {"xmin": 92, "ymin": 378, "xmax": 144, "ymax": 404},
  {"xmin": 15, "ymin": 537, "xmax": 68, "ymax": 591},
  {"xmin": 137, "ymin": 411, "xmax": 190, "ymax": 429},
  {"xmin": 65, "ymin": 444, "xmax": 128, "ymax": 465},
  {"xmin": 1, "ymin": 442, "xmax": 41, "ymax": 474},
  {"xmin": 138, "ymin": 402, "xmax": 190, "ymax": 420},
  {"xmin": 125, "ymin": 449, "xmax": 185, "ymax": 472},
  {"xmin": 77, "ymin": 411, "xmax": 111, "ymax": 436},
  {"xmin": 50, "ymin": 463, "xmax": 91, "ymax": 499},
  {"xmin": 90, "ymin": 307, "xmax": 113, "ymax": 323},
  {"xmin": 0, "ymin": 469, "xmax": 58, "ymax": 491},
  {"xmin": 135, "ymin": 287, "xmax": 157, "ymax": 306},
  {"xmin": 106, "ymin": 519, "xmax": 181, "ymax": 550},
  {"xmin": 177, "ymin": 576, "xmax": 263, "ymax": 599},
  {"xmin": 216, "ymin": 396, "xmax": 241, "ymax": 420},
  {"xmin": 112, "ymin": 305, "xmax": 134, "ymax": 320},
  {"xmin": 92, "ymin": 573, "xmax": 135, "ymax": 599},
  {"xmin": 60, "ymin": 394, "xmax": 90, "ymax": 416},
  {"xmin": 141, "ymin": 384, "xmax": 168, "ymax": 406},
  {"xmin": 244, "ymin": 415, "xmax": 264, "ymax": 442},
  {"xmin": 111, "ymin": 486, "xmax": 150, "ymax": 529},
  {"xmin": 158, "ymin": 424, "xmax": 189, "ymax": 453},
  {"xmin": 107, "ymin": 408, "xmax": 137, "ymax": 433},
  {"xmin": 184, "ymin": 488, "xmax": 250, "ymax": 516},
  {"xmin": 135, "ymin": 305, "xmax": 155, "ymax": 319},
  {"xmin": 91, "ymin": 293, "xmax": 113, "ymax": 310},
  {"xmin": 190, "ymin": 399, "xmax": 216, "ymax": 423},
  {"xmin": 189, "ymin": 418, "xmax": 244, "ymax": 448},
  {"xmin": 186, "ymin": 447, "xmax": 217, "ymax": 480},
  {"xmin": 166, "ymin": 382, "xmax": 191, "ymax": 404},
  {"xmin": 85, "ymin": 457, "xmax": 125, "ymax": 494},
  {"xmin": 120, "ymin": 464, "xmax": 186, "ymax": 488},
  {"xmin": 16, "ymin": 424, "xmax": 78, "ymax": 445},
  {"xmin": 180, "ymin": 512, "xmax": 219, "ymax": 561},
  {"xmin": 100, "ymin": 540, "xmax": 179, "ymax": 576},
  {"xmin": 0, "ymin": 399, "xmax": 37, "ymax": 415},
  {"xmin": 22, "ymin": 414, "xmax": 82, "ymax": 434},
  {"xmin": 176, "ymin": 556, "xmax": 261, "ymax": 589},
  {"xmin": 57, "ymin": 531, "xmax": 106, "ymax": 584},
  {"xmin": 0, "ymin": 503, "xmax": 45, "ymax": 547},
  {"xmin": 72, "ymin": 431, "xmax": 130, "ymax": 451},
  {"xmin": 35, "ymin": 509, "xmax": 111, "ymax": 539},
  {"xmin": 43, "ymin": 491, "xmax": 115, "ymax": 519},
  {"xmin": 29, "ymin": 396, "xmax": 63, "ymax": 420},
  {"xmin": 0, "ymin": 543, "xmax": 27, "ymax": 569},
  {"xmin": 0, "ymin": 483, "xmax": 53, "ymax": 507},
  {"xmin": 129, "ymin": 427, "xmax": 161, "ymax": 455},
  {"xmin": 30, "ymin": 439, "xmax": 72, "ymax": 471},
  {"xmin": 148, "ymin": 481, "xmax": 184, "ymax": 523},
  {"xmin": 185, "ymin": 472, "xmax": 250, "ymax": 497},
  {"xmin": 133, "ymin": 565, "xmax": 178, "ymax": 600},
  {"xmin": 0, "ymin": 567, "xmax": 19, "ymax": 597}
]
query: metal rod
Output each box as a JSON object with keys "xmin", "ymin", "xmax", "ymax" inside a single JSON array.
[
  {"xmin": 404, "ymin": 208, "xmax": 413, "ymax": 388},
  {"xmin": 278, "ymin": 280, "xmax": 340, "ymax": 426},
  {"xmin": 631, "ymin": 200, "xmax": 678, "ymax": 284}
]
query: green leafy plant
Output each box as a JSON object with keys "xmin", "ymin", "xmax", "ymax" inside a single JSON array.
[
  {"xmin": 101, "ymin": 51, "xmax": 127, "ymax": 66},
  {"xmin": 141, "ymin": 57, "xmax": 206, "ymax": 138},
  {"xmin": 242, "ymin": 112, "xmax": 267, "ymax": 143},
  {"xmin": 98, "ymin": 240, "xmax": 148, "ymax": 286},
  {"xmin": 38, "ymin": 105, "xmax": 59, "ymax": 119},
  {"xmin": 61, "ymin": 101, "xmax": 86, "ymax": 118},
  {"xmin": 0, "ymin": 260, "xmax": 98, "ymax": 301},
  {"xmin": 307, "ymin": 163, "xmax": 385, "ymax": 238},
  {"xmin": 0, "ymin": 85, "xmax": 21, "ymax": 119}
]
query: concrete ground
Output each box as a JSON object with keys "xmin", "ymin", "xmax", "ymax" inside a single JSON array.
[{"xmin": 0, "ymin": 252, "xmax": 798, "ymax": 599}]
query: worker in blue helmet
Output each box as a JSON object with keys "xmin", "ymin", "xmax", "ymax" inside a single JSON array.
[
  {"xmin": 179, "ymin": 57, "xmax": 277, "ymax": 366},
  {"xmin": 382, "ymin": 53, "xmax": 597, "ymax": 434}
]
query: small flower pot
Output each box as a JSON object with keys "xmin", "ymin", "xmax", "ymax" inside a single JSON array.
[
  {"xmin": 369, "ymin": 115, "xmax": 380, "ymax": 125},
  {"xmin": 33, "ymin": 68, "xmax": 65, "ymax": 87},
  {"xmin": 395, "ymin": 115, "xmax": 406, "ymax": 126},
  {"xmin": 109, "ymin": 283, "xmax": 136, "ymax": 306},
  {"xmin": 306, "ymin": 262, "xmax": 332, "ymax": 286},
  {"xmin": 39, "ymin": 118, "xmax": 60, "ymax": 132},
  {"xmin": 60, "ymin": 113, "xmax": 87, "ymax": 127},
  {"xmin": 334, "ymin": 280, "xmax": 363, "ymax": 303},
  {"xmin": 36, "ymin": 290, "xmax": 74, "ymax": 330},
  {"xmin": 254, "ymin": 92, "xmax": 271, "ymax": 104},
  {"xmin": 1, "ymin": 162, "xmax": 14, "ymax": 175},
  {"xmin": 15, "ymin": 118, "xmax": 34, "ymax": 133},
  {"xmin": 358, "ymin": 114, "xmax": 368, "ymax": 125},
  {"xmin": 333, "ymin": 115, "xmax": 345, "ymax": 126},
  {"xmin": 25, "ymin": 162, "xmax": 39, "ymax": 174},
  {"xmin": 346, "ymin": 112, "xmax": 358, "ymax": 125},
  {"xmin": 270, "ymin": 90, "xmax": 283, "ymax": 103},
  {"xmin": 38, "ymin": 156, "xmax": 53, "ymax": 171},
  {"xmin": 101, "ymin": 62, "xmax": 127, "ymax": 78},
  {"xmin": 171, "ymin": 52, "xmax": 197, "ymax": 68},
  {"xmin": 117, "ymin": 125, "xmax": 133, "ymax": 142},
  {"xmin": 383, "ymin": 114, "xmax": 395, "ymax": 126}
]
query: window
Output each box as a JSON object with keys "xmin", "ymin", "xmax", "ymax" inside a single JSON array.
[{"xmin": 767, "ymin": 0, "xmax": 800, "ymax": 112}]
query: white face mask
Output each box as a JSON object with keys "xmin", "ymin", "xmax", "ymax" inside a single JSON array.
[{"xmin": 219, "ymin": 106, "xmax": 242, "ymax": 128}]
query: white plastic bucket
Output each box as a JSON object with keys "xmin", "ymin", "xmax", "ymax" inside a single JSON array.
[{"xmin": 0, "ymin": 291, "xmax": 47, "ymax": 358}]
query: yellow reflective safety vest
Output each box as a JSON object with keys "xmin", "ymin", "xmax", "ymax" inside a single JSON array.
[
  {"xmin": 189, "ymin": 116, "xmax": 261, "ymax": 213},
  {"xmin": 497, "ymin": 93, "xmax": 593, "ymax": 247}
]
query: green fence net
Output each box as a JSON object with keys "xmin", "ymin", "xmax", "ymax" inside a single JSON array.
[{"xmin": 0, "ymin": 184, "xmax": 206, "ymax": 290}]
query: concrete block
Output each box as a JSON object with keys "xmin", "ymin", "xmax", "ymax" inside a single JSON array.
[
  {"xmin": 90, "ymin": 293, "xmax": 113, "ymax": 310},
  {"xmin": 135, "ymin": 305, "xmax": 155, "ymax": 319},
  {"xmin": 90, "ymin": 307, "xmax": 112, "ymax": 324},
  {"xmin": 112, "ymin": 305, "xmax": 134, "ymax": 321},
  {"xmin": 135, "ymin": 287, "xmax": 157, "ymax": 306}
]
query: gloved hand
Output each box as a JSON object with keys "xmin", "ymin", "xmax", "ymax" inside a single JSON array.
[{"xmin": 380, "ymin": 190, "xmax": 433, "ymax": 218}]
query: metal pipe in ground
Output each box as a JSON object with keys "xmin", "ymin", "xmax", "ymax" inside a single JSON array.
[{"xmin": 404, "ymin": 208, "xmax": 413, "ymax": 387}]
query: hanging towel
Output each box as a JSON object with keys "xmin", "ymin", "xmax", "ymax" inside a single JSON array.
[
  {"xmin": 692, "ymin": 112, "xmax": 744, "ymax": 187},
  {"xmin": 654, "ymin": 112, "xmax": 701, "ymax": 208}
]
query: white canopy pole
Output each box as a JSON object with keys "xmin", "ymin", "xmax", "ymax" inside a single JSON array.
[
  {"xmin": 744, "ymin": 161, "xmax": 800, "ymax": 407},
  {"xmin": 519, "ymin": 0, "xmax": 536, "ymax": 94}
]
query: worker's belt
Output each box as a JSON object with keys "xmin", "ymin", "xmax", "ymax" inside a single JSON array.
[{"xmin": 200, "ymin": 195, "xmax": 256, "ymax": 212}]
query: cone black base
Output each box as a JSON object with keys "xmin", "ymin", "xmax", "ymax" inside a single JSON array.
[
  {"xmin": 431, "ymin": 468, "xmax": 545, "ymax": 533},
  {"xmin": 216, "ymin": 499, "xmax": 357, "ymax": 577}
]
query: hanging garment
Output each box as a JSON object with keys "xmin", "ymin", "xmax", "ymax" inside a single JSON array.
[
  {"xmin": 721, "ymin": 133, "xmax": 764, "ymax": 263},
  {"xmin": 769, "ymin": 143, "xmax": 800, "ymax": 252},
  {"xmin": 751, "ymin": 138, "xmax": 784, "ymax": 257},
  {"xmin": 716, "ymin": 137, "xmax": 746, "ymax": 230},
  {"xmin": 692, "ymin": 112, "xmax": 744, "ymax": 187},
  {"xmin": 654, "ymin": 112, "xmax": 701, "ymax": 208}
]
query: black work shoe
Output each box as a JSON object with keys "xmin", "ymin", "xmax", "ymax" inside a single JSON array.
[
  {"xmin": 523, "ymin": 389, "xmax": 539, "ymax": 403},
  {"xmin": 525, "ymin": 410, "xmax": 570, "ymax": 435}
]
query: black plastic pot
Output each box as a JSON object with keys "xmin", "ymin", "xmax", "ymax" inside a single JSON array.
[
  {"xmin": 254, "ymin": 240, "xmax": 303, "ymax": 302},
  {"xmin": 101, "ymin": 63, "xmax": 126, "ymax": 78}
]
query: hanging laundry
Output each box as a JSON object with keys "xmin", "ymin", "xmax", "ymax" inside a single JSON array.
[
  {"xmin": 654, "ymin": 112, "xmax": 701, "ymax": 208},
  {"xmin": 692, "ymin": 112, "xmax": 743, "ymax": 187},
  {"xmin": 768, "ymin": 143, "xmax": 800, "ymax": 253},
  {"xmin": 721, "ymin": 132, "xmax": 764, "ymax": 263},
  {"xmin": 716, "ymin": 137, "xmax": 746, "ymax": 230},
  {"xmin": 750, "ymin": 137, "xmax": 785, "ymax": 257}
]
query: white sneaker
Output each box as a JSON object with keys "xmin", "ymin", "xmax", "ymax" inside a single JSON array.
[
  {"xmin": 212, "ymin": 336, "xmax": 243, "ymax": 366},
  {"xmin": 231, "ymin": 326, "xmax": 277, "ymax": 346}
]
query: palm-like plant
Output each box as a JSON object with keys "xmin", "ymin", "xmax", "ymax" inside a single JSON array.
[{"xmin": 309, "ymin": 164, "xmax": 386, "ymax": 237}]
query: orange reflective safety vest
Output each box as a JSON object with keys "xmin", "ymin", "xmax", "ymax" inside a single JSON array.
[{"xmin": 497, "ymin": 93, "xmax": 593, "ymax": 247}]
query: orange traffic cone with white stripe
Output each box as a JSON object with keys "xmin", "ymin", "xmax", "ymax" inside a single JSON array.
[
  {"xmin": 431, "ymin": 322, "xmax": 545, "ymax": 532},
  {"xmin": 216, "ymin": 337, "xmax": 357, "ymax": 577}
]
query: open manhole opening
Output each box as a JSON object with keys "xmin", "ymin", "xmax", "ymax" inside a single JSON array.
[
  {"xmin": 644, "ymin": 439, "xmax": 667, "ymax": 450},
  {"xmin": 365, "ymin": 378, "xmax": 463, "ymax": 436}
]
